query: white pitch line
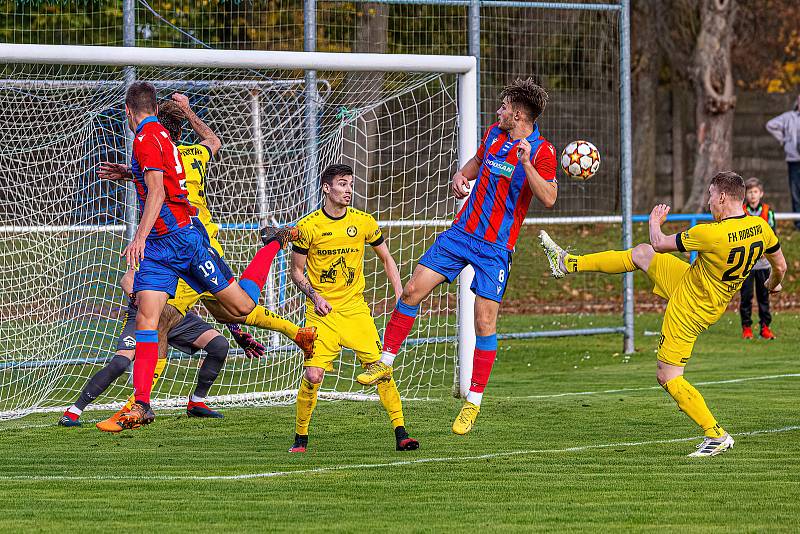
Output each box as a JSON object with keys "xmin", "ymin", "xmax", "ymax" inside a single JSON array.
[
  {"xmin": 1, "ymin": 425, "xmax": 798, "ymax": 482},
  {"xmin": 508, "ymin": 373, "xmax": 800, "ymax": 400}
]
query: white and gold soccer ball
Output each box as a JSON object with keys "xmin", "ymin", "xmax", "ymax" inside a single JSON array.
[{"xmin": 560, "ymin": 140, "xmax": 601, "ymax": 180}]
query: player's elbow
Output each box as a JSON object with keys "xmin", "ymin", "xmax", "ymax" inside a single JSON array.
[
  {"xmin": 650, "ymin": 237, "xmax": 669, "ymax": 253},
  {"xmin": 652, "ymin": 242, "xmax": 669, "ymax": 254},
  {"xmin": 206, "ymin": 136, "xmax": 222, "ymax": 156},
  {"xmin": 541, "ymin": 196, "xmax": 556, "ymax": 209}
]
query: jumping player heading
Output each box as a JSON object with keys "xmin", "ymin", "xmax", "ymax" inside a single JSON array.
[{"xmin": 359, "ymin": 78, "xmax": 558, "ymax": 434}]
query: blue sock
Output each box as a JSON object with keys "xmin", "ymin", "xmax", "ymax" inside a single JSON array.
[{"xmin": 396, "ymin": 300, "xmax": 420, "ymax": 318}]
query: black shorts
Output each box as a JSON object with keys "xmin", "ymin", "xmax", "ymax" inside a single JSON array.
[{"xmin": 115, "ymin": 302, "xmax": 215, "ymax": 355}]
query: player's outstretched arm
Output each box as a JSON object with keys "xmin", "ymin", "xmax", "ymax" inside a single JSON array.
[
  {"xmin": 765, "ymin": 248, "xmax": 787, "ymax": 293},
  {"xmin": 373, "ymin": 242, "xmax": 403, "ymax": 303},
  {"xmin": 649, "ymin": 203, "xmax": 679, "ymax": 253},
  {"xmin": 171, "ymin": 93, "xmax": 222, "ymax": 157},
  {"xmin": 517, "ymin": 139, "xmax": 556, "ymax": 209},
  {"xmin": 290, "ymin": 250, "xmax": 332, "ymax": 316}
]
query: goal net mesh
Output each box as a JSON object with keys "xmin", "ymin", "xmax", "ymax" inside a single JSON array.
[{"xmin": 0, "ymin": 61, "xmax": 459, "ymax": 420}]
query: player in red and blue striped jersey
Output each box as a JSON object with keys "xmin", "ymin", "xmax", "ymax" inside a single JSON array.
[
  {"xmin": 357, "ymin": 78, "xmax": 558, "ymax": 435},
  {"xmin": 119, "ymin": 82, "xmax": 286, "ymax": 429}
]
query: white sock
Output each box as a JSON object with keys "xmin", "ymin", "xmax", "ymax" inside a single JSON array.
[
  {"xmin": 466, "ymin": 391, "xmax": 483, "ymax": 406},
  {"xmin": 190, "ymin": 394, "xmax": 205, "ymax": 403},
  {"xmin": 67, "ymin": 405, "xmax": 82, "ymax": 416},
  {"xmin": 380, "ymin": 351, "xmax": 396, "ymax": 366}
]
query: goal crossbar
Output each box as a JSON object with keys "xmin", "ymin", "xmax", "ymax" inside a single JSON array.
[{"xmin": 0, "ymin": 43, "xmax": 476, "ymax": 74}]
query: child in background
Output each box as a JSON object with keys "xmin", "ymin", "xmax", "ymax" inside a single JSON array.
[{"xmin": 740, "ymin": 177, "xmax": 777, "ymax": 340}]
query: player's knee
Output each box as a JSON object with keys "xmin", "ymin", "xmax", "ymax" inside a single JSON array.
[
  {"xmin": 401, "ymin": 282, "xmax": 423, "ymax": 306},
  {"xmin": 474, "ymin": 316, "xmax": 496, "ymax": 337},
  {"xmin": 304, "ymin": 367, "xmax": 324, "ymax": 384},
  {"xmin": 204, "ymin": 335, "xmax": 229, "ymax": 362},
  {"xmin": 231, "ymin": 300, "xmax": 256, "ymax": 318},
  {"xmin": 656, "ymin": 372, "xmax": 669, "ymax": 387}
]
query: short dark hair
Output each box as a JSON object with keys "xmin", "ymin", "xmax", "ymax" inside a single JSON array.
[
  {"xmin": 500, "ymin": 77, "xmax": 549, "ymax": 122},
  {"xmin": 744, "ymin": 176, "xmax": 763, "ymax": 192},
  {"xmin": 710, "ymin": 171, "xmax": 746, "ymax": 200},
  {"xmin": 320, "ymin": 163, "xmax": 353, "ymax": 188},
  {"xmin": 158, "ymin": 100, "xmax": 185, "ymax": 142},
  {"xmin": 125, "ymin": 81, "xmax": 157, "ymax": 114}
]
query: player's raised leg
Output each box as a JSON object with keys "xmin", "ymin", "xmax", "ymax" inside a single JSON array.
[
  {"xmin": 359, "ymin": 264, "xmax": 446, "ymax": 385},
  {"xmin": 539, "ymin": 229, "xmax": 650, "ymax": 278},
  {"xmin": 202, "ymin": 298, "xmax": 317, "ymax": 359},
  {"xmin": 453, "ymin": 296, "xmax": 499, "ymax": 435}
]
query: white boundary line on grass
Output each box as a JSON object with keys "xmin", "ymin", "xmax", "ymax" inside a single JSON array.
[
  {"xmin": 507, "ymin": 373, "xmax": 800, "ymax": 400},
  {"xmin": 1, "ymin": 425, "xmax": 798, "ymax": 482}
]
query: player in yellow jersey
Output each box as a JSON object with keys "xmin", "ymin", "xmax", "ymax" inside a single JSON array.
[
  {"xmin": 77, "ymin": 94, "xmax": 315, "ymax": 431},
  {"xmin": 539, "ymin": 171, "xmax": 787, "ymax": 457},
  {"xmin": 278, "ymin": 163, "xmax": 419, "ymax": 452}
]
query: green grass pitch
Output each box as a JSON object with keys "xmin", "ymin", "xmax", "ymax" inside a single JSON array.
[{"xmin": 1, "ymin": 312, "xmax": 798, "ymax": 532}]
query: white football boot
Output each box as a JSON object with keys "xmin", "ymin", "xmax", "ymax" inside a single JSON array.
[
  {"xmin": 687, "ymin": 434, "xmax": 735, "ymax": 457},
  {"xmin": 539, "ymin": 230, "xmax": 568, "ymax": 279}
]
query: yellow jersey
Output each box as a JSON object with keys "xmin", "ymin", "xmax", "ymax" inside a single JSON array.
[
  {"xmin": 177, "ymin": 143, "xmax": 220, "ymax": 241},
  {"xmin": 293, "ymin": 207, "xmax": 384, "ymax": 311},
  {"xmin": 675, "ymin": 214, "xmax": 779, "ymax": 323}
]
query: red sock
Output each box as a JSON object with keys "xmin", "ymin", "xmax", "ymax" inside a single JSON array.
[
  {"xmin": 133, "ymin": 330, "xmax": 159, "ymax": 405},
  {"xmin": 469, "ymin": 348, "xmax": 497, "ymax": 393},
  {"xmin": 239, "ymin": 241, "xmax": 280, "ymax": 302},
  {"xmin": 383, "ymin": 307, "xmax": 418, "ymax": 354}
]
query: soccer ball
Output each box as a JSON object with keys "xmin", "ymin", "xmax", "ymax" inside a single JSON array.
[{"xmin": 560, "ymin": 140, "xmax": 601, "ymax": 180}]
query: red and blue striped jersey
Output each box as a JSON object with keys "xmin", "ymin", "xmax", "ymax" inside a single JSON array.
[
  {"xmin": 130, "ymin": 116, "xmax": 197, "ymax": 238},
  {"xmin": 453, "ymin": 122, "xmax": 556, "ymax": 251}
]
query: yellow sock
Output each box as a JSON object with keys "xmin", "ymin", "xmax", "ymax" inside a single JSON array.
[
  {"xmin": 123, "ymin": 358, "xmax": 167, "ymax": 410},
  {"xmin": 295, "ymin": 377, "xmax": 320, "ymax": 436},
  {"xmin": 377, "ymin": 377, "xmax": 405, "ymax": 429},
  {"xmin": 245, "ymin": 305, "xmax": 300, "ymax": 340},
  {"xmin": 566, "ymin": 249, "xmax": 635, "ymax": 274},
  {"xmin": 662, "ymin": 376, "xmax": 725, "ymax": 438}
]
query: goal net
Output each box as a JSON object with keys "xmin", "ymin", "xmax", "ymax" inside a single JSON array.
[{"xmin": 0, "ymin": 46, "xmax": 475, "ymax": 420}]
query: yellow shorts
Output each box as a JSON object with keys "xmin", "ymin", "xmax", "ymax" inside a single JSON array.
[
  {"xmin": 647, "ymin": 253, "xmax": 702, "ymax": 367},
  {"xmin": 167, "ymin": 235, "xmax": 224, "ymax": 316},
  {"xmin": 303, "ymin": 302, "xmax": 382, "ymax": 372},
  {"xmin": 168, "ymin": 279, "xmax": 208, "ymax": 316}
]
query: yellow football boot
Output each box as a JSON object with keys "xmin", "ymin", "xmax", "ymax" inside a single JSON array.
[
  {"xmin": 356, "ymin": 361, "xmax": 393, "ymax": 386},
  {"xmin": 452, "ymin": 401, "xmax": 480, "ymax": 435}
]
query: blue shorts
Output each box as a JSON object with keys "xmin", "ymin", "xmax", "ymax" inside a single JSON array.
[
  {"xmin": 419, "ymin": 227, "xmax": 512, "ymax": 303},
  {"xmin": 133, "ymin": 223, "xmax": 232, "ymax": 298}
]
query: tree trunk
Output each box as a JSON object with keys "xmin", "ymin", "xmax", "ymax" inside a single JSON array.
[
  {"xmin": 631, "ymin": 0, "xmax": 659, "ymax": 212},
  {"xmin": 684, "ymin": 0, "xmax": 737, "ymax": 212},
  {"xmin": 342, "ymin": 3, "xmax": 388, "ymax": 210}
]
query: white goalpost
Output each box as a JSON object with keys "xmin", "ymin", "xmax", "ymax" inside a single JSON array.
[{"xmin": 0, "ymin": 43, "xmax": 477, "ymax": 420}]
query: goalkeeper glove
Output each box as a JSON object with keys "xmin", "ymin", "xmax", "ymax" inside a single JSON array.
[{"xmin": 226, "ymin": 323, "xmax": 266, "ymax": 359}]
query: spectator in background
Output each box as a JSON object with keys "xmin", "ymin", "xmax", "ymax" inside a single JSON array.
[
  {"xmin": 740, "ymin": 177, "xmax": 776, "ymax": 340},
  {"xmin": 766, "ymin": 95, "xmax": 800, "ymax": 230}
]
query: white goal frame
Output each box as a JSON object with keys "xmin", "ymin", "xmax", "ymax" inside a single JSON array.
[{"xmin": 0, "ymin": 43, "xmax": 480, "ymax": 399}]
